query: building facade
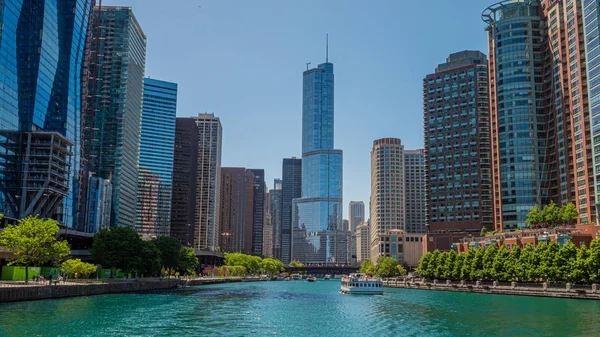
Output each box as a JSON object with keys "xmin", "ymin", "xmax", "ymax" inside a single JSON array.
[
  {"xmin": 85, "ymin": 176, "xmax": 112, "ymax": 233},
  {"xmin": 370, "ymin": 138, "xmax": 405, "ymax": 262},
  {"xmin": 281, "ymin": 158, "xmax": 302, "ymax": 264},
  {"xmin": 348, "ymin": 201, "xmax": 365, "ymax": 233},
  {"xmin": 271, "ymin": 179, "xmax": 283, "ymax": 259},
  {"xmin": 404, "ymin": 149, "xmax": 427, "ymax": 234},
  {"xmin": 170, "ymin": 114, "xmax": 222, "ymax": 251},
  {"xmin": 375, "ymin": 230, "xmax": 424, "ymax": 267},
  {"xmin": 219, "ymin": 168, "xmax": 255, "ymax": 254},
  {"xmin": 248, "ymin": 169, "xmax": 265, "ymax": 256},
  {"xmin": 263, "ymin": 188, "xmax": 273, "ymax": 258},
  {"xmin": 0, "ymin": 0, "xmax": 93, "ymax": 227},
  {"xmin": 84, "ymin": 6, "xmax": 146, "ymax": 228},
  {"xmin": 292, "ymin": 61, "xmax": 347, "ymax": 264},
  {"xmin": 355, "ymin": 222, "xmax": 370, "ymax": 263},
  {"xmin": 137, "ymin": 78, "xmax": 177, "ymax": 238},
  {"xmin": 423, "ymin": 51, "xmax": 493, "ymax": 234}
]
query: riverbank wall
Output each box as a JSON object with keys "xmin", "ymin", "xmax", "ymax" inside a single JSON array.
[
  {"xmin": 0, "ymin": 277, "xmax": 263, "ymax": 303},
  {"xmin": 383, "ymin": 279, "xmax": 600, "ymax": 300}
]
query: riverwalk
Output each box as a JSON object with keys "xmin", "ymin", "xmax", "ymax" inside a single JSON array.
[
  {"xmin": 0, "ymin": 276, "xmax": 263, "ymax": 303},
  {"xmin": 383, "ymin": 278, "xmax": 600, "ymax": 300}
]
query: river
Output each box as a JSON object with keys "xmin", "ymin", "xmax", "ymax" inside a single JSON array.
[{"xmin": 1, "ymin": 279, "xmax": 600, "ymax": 336}]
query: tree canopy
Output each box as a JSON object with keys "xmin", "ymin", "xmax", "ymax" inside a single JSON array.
[
  {"xmin": 61, "ymin": 259, "xmax": 97, "ymax": 278},
  {"xmin": 525, "ymin": 202, "xmax": 579, "ymax": 228}
]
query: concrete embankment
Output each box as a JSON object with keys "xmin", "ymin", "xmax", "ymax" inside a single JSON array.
[
  {"xmin": 384, "ymin": 280, "xmax": 600, "ymax": 300},
  {"xmin": 0, "ymin": 277, "xmax": 264, "ymax": 303}
]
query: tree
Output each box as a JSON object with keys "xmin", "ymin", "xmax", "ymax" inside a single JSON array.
[
  {"xmin": 482, "ymin": 245, "xmax": 498, "ymax": 280},
  {"xmin": 480, "ymin": 226, "xmax": 488, "ymax": 236},
  {"xmin": 542, "ymin": 201, "xmax": 562, "ymax": 228},
  {"xmin": 0, "ymin": 215, "xmax": 70, "ymax": 283},
  {"xmin": 526, "ymin": 204, "xmax": 544, "ymax": 228},
  {"xmin": 261, "ymin": 258, "xmax": 284, "ymax": 276},
  {"xmin": 178, "ymin": 247, "xmax": 198, "ymax": 275},
  {"xmin": 396, "ymin": 264, "xmax": 407, "ymax": 276},
  {"xmin": 136, "ymin": 240, "xmax": 162, "ymax": 277},
  {"xmin": 224, "ymin": 253, "xmax": 263, "ymax": 275},
  {"xmin": 444, "ymin": 251, "xmax": 457, "ymax": 280},
  {"xmin": 360, "ymin": 259, "xmax": 376, "ymax": 275},
  {"xmin": 416, "ymin": 253, "xmax": 432, "ymax": 279},
  {"xmin": 153, "ymin": 236, "xmax": 182, "ymax": 275},
  {"xmin": 493, "ymin": 245, "xmax": 510, "ymax": 281},
  {"xmin": 375, "ymin": 256, "xmax": 400, "ymax": 278},
  {"xmin": 90, "ymin": 227, "xmax": 144, "ymax": 274},
  {"xmin": 561, "ymin": 203, "xmax": 579, "ymax": 226},
  {"xmin": 61, "ymin": 259, "xmax": 98, "ymax": 278}
]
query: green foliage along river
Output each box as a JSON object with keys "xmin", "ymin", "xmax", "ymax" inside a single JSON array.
[{"xmin": 1, "ymin": 280, "xmax": 600, "ymax": 336}]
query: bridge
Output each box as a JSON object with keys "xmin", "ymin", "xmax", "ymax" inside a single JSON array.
[{"xmin": 285, "ymin": 265, "xmax": 359, "ymax": 276}]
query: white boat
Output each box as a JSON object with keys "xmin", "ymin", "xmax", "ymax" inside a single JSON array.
[
  {"xmin": 340, "ymin": 273, "xmax": 383, "ymax": 295},
  {"xmin": 324, "ymin": 274, "xmax": 332, "ymax": 280}
]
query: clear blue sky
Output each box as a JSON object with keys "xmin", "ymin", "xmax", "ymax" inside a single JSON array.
[{"xmin": 103, "ymin": 0, "xmax": 498, "ymax": 218}]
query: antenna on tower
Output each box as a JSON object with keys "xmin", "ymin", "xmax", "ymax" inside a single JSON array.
[
  {"xmin": 326, "ymin": 33, "xmax": 329, "ymax": 62},
  {"xmin": 306, "ymin": 62, "xmax": 311, "ymax": 70}
]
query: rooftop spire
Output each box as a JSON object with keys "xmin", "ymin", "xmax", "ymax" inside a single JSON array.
[{"xmin": 326, "ymin": 33, "xmax": 329, "ymax": 63}]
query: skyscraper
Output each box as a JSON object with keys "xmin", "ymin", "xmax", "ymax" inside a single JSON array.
[
  {"xmin": 248, "ymin": 169, "xmax": 265, "ymax": 255},
  {"xmin": 0, "ymin": 0, "xmax": 93, "ymax": 226},
  {"xmin": 355, "ymin": 222, "xmax": 370, "ymax": 263},
  {"xmin": 138, "ymin": 78, "xmax": 177, "ymax": 238},
  {"xmin": 404, "ymin": 150, "xmax": 427, "ymax": 233},
  {"xmin": 263, "ymin": 188, "xmax": 273, "ymax": 258},
  {"xmin": 219, "ymin": 168, "xmax": 255, "ymax": 254},
  {"xmin": 370, "ymin": 138, "xmax": 405, "ymax": 261},
  {"xmin": 271, "ymin": 179, "xmax": 283, "ymax": 259},
  {"xmin": 423, "ymin": 51, "xmax": 492, "ymax": 233},
  {"xmin": 84, "ymin": 6, "xmax": 146, "ymax": 228},
  {"xmin": 292, "ymin": 57, "xmax": 347, "ymax": 264},
  {"xmin": 483, "ymin": 0, "xmax": 595, "ymax": 229},
  {"xmin": 281, "ymin": 158, "xmax": 302, "ymax": 264},
  {"xmin": 171, "ymin": 114, "xmax": 222, "ymax": 251},
  {"xmin": 348, "ymin": 201, "xmax": 365, "ymax": 233}
]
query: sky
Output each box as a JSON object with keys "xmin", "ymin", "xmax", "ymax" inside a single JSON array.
[{"xmin": 103, "ymin": 0, "xmax": 498, "ymax": 218}]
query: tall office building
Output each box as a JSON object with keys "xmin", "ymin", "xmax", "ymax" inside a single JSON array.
[
  {"xmin": 263, "ymin": 188, "xmax": 273, "ymax": 258},
  {"xmin": 281, "ymin": 158, "xmax": 302, "ymax": 264},
  {"xmin": 355, "ymin": 222, "xmax": 370, "ymax": 263},
  {"xmin": 0, "ymin": 0, "xmax": 93, "ymax": 226},
  {"xmin": 404, "ymin": 150, "xmax": 427, "ymax": 233},
  {"xmin": 137, "ymin": 78, "xmax": 177, "ymax": 238},
  {"xmin": 248, "ymin": 169, "xmax": 265, "ymax": 255},
  {"xmin": 292, "ymin": 58, "xmax": 347, "ymax": 265},
  {"xmin": 219, "ymin": 168, "xmax": 255, "ymax": 254},
  {"xmin": 83, "ymin": 6, "xmax": 146, "ymax": 228},
  {"xmin": 85, "ymin": 177, "xmax": 112, "ymax": 233},
  {"xmin": 423, "ymin": 51, "xmax": 492, "ymax": 233},
  {"xmin": 271, "ymin": 179, "xmax": 283, "ymax": 259},
  {"xmin": 170, "ymin": 114, "xmax": 222, "ymax": 251},
  {"xmin": 483, "ymin": 0, "xmax": 595, "ymax": 229},
  {"xmin": 370, "ymin": 138, "xmax": 405, "ymax": 262},
  {"xmin": 348, "ymin": 201, "xmax": 365, "ymax": 233}
]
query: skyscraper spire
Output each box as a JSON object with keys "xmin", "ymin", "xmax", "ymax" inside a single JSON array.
[{"xmin": 326, "ymin": 33, "xmax": 329, "ymax": 63}]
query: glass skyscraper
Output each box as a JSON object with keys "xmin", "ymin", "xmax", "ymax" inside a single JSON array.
[
  {"xmin": 281, "ymin": 157, "xmax": 302, "ymax": 264},
  {"xmin": 0, "ymin": 0, "xmax": 93, "ymax": 227},
  {"xmin": 292, "ymin": 61, "xmax": 347, "ymax": 264},
  {"xmin": 83, "ymin": 6, "xmax": 146, "ymax": 228},
  {"xmin": 137, "ymin": 78, "xmax": 177, "ymax": 238}
]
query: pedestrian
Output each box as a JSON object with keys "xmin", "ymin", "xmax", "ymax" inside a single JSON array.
[{"xmin": 48, "ymin": 274, "xmax": 53, "ymax": 285}]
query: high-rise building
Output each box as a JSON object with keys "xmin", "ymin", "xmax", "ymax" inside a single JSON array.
[
  {"xmin": 219, "ymin": 168, "xmax": 255, "ymax": 254},
  {"xmin": 292, "ymin": 58, "xmax": 347, "ymax": 264},
  {"xmin": 423, "ymin": 51, "xmax": 493, "ymax": 234},
  {"xmin": 83, "ymin": 6, "xmax": 146, "ymax": 228},
  {"xmin": 0, "ymin": 0, "xmax": 93, "ymax": 227},
  {"xmin": 248, "ymin": 169, "xmax": 265, "ymax": 255},
  {"xmin": 263, "ymin": 188, "xmax": 273, "ymax": 258},
  {"xmin": 170, "ymin": 114, "xmax": 222, "ymax": 251},
  {"xmin": 342, "ymin": 219, "xmax": 350, "ymax": 232},
  {"xmin": 483, "ymin": 0, "xmax": 595, "ymax": 229},
  {"xmin": 137, "ymin": 78, "xmax": 177, "ymax": 238},
  {"xmin": 271, "ymin": 179, "xmax": 283, "ymax": 259},
  {"xmin": 370, "ymin": 138, "xmax": 405, "ymax": 262},
  {"xmin": 348, "ymin": 202, "xmax": 365, "ymax": 233},
  {"xmin": 85, "ymin": 177, "xmax": 112, "ymax": 233},
  {"xmin": 355, "ymin": 222, "xmax": 370, "ymax": 263},
  {"xmin": 281, "ymin": 158, "xmax": 302, "ymax": 264},
  {"xmin": 404, "ymin": 149, "xmax": 427, "ymax": 233}
]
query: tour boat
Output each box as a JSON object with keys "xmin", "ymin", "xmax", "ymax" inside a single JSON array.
[
  {"xmin": 324, "ymin": 274, "xmax": 332, "ymax": 280},
  {"xmin": 340, "ymin": 273, "xmax": 383, "ymax": 295},
  {"xmin": 307, "ymin": 276, "xmax": 317, "ymax": 282}
]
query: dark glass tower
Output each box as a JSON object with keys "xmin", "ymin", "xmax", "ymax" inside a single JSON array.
[
  {"xmin": 292, "ymin": 60, "xmax": 347, "ymax": 264},
  {"xmin": 248, "ymin": 169, "xmax": 265, "ymax": 256},
  {"xmin": 281, "ymin": 157, "xmax": 302, "ymax": 264},
  {"xmin": 0, "ymin": 0, "xmax": 93, "ymax": 227}
]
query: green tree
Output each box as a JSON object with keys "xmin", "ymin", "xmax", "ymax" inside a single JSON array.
[
  {"xmin": 561, "ymin": 203, "xmax": 579, "ymax": 226},
  {"xmin": 178, "ymin": 247, "xmax": 198, "ymax": 275},
  {"xmin": 434, "ymin": 251, "xmax": 448, "ymax": 279},
  {"xmin": 526, "ymin": 204, "xmax": 544, "ymax": 228},
  {"xmin": 224, "ymin": 253, "xmax": 263, "ymax": 274},
  {"xmin": 461, "ymin": 249, "xmax": 476, "ymax": 280},
  {"xmin": 261, "ymin": 258, "xmax": 284, "ymax": 276},
  {"xmin": 153, "ymin": 236, "xmax": 182, "ymax": 275},
  {"xmin": 396, "ymin": 264, "xmax": 407, "ymax": 276},
  {"xmin": 444, "ymin": 251, "xmax": 457, "ymax": 280},
  {"xmin": 375, "ymin": 256, "xmax": 400, "ymax": 278},
  {"xmin": 470, "ymin": 248, "xmax": 485, "ymax": 280},
  {"xmin": 137, "ymin": 240, "xmax": 162, "ymax": 277},
  {"xmin": 555, "ymin": 241, "xmax": 578, "ymax": 283},
  {"xmin": 482, "ymin": 244, "xmax": 498, "ymax": 280},
  {"xmin": 480, "ymin": 226, "xmax": 488, "ymax": 236},
  {"xmin": 416, "ymin": 253, "xmax": 432, "ymax": 279},
  {"xmin": 493, "ymin": 245, "xmax": 510, "ymax": 281},
  {"xmin": 587, "ymin": 240, "xmax": 600, "ymax": 282},
  {"xmin": 90, "ymin": 227, "xmax": 144, "ymax": 274},
  {"xmin": 572, "ymin": 244, "xmax": 590, "ymax": 283},
  {"xmin": 360, "ymin": 259, "xmax": 376, "ymax": 275},
  {"xmin": 427, "ymin": 250, "xmax": 441, "ymax": 280},
  {"xmin": 542, "ymin": 201, "xmax": 562, "ymax": 228},
  {"xmin": 61, "ymin": 259, "xmax": 98, "ymax": 278},
  {"xmin": 504, "ymin": 245, "xmax": 521, "ymax": 281},
  {"xmin": 0, "ymin": 215, "xmax": 70, "ymax": 283},
  {"xmin": 451, "ymin": 253, "xmax": 465, "ymax": 281}
]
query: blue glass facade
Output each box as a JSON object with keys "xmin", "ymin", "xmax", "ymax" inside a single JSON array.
[
  {"xmin": 292, "ymin": 62, "xmax": 347, "ymax": 264},
  {"xmin": 0, "ymin": 0, "xmax": 92, "ymax": 227},
  {"xmin": 584, "ymin": 0, "xmax": 600, "ymax": 222},
  {"xmin": 137, "ymin": 78, "xmax": 177, "ymax": 238}
]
